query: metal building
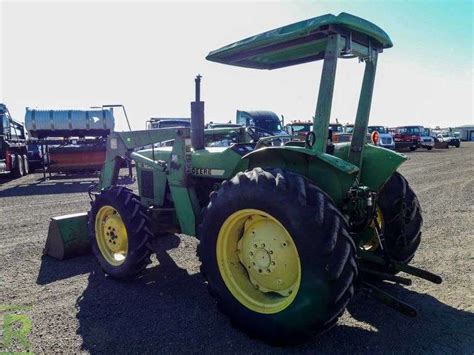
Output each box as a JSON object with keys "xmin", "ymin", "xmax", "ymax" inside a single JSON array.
[{"xmin": 455, "ymin": 125, "xmax": 474, "ymax": 141}]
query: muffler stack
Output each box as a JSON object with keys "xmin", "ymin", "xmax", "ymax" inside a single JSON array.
[{"xmin": 191, "ymin": 75, "xmax": 205, "ymax": 150}]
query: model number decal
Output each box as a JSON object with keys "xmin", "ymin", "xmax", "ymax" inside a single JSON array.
[{"xmin": 192, "ymin": 168, "xmax": 225, "ymax": 176}]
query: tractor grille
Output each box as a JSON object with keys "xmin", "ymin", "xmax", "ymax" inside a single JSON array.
[{"xmin": 140, "ymin": 170, "xmax": 154, "ymax": 199}]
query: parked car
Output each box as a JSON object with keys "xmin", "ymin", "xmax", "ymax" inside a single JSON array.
[
  {"xmin": 392, "ymin": 126, "xmax": 423, "ymax": 151},
  {"xmin": 367, "ymin": 126, "xmax": 395, "ymax": 149},
  {"xmin": 420, "ymin": 128, "xmax": 435, "ymax": 150},
  {"xmin": 436, "ymin": 132, "xmax": 461, "ymax": 148}
]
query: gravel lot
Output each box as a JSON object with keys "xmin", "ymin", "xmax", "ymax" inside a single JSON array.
[{"xmin": 1, "ymin": 143, "xmax": 473, "ymax": 354}]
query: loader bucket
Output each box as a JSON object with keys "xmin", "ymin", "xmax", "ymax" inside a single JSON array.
[{"xmin": 44, "ymin": 213, "xmax": 90, "ymax": 260}]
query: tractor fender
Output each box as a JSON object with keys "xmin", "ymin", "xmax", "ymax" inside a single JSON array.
[
  {"xmin": 333, "ymin": 143, "xmax": 407, "ymax": 192},
  {"xmin": 241, "ymin": 146, "xmax": 359, "ymax": 205},
  {"xmin": 360, "ymin": 145, "xmax": 407, "ymax": 191}
]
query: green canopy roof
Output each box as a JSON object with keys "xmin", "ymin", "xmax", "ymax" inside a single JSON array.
[{"xmin": 206, "ymin": 12, "xmax": 392, "ymax": 70}]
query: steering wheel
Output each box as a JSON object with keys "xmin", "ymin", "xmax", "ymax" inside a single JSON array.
[{"xmin": 245, "ymin": 126, "xmax": 275, "ymax": 143}]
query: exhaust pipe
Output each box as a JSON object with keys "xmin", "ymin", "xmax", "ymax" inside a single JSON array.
[{"xmin": 191, "ymin": 74, "xmax": 205, "ymax": 150}]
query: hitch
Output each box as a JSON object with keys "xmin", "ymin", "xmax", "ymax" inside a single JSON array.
[
  {"xmin": 358, "ymin": 251, "xmax": 442, "ymax": 317},
  {"xmin": 359, "ymin": 266, "xmax": 412, "ymax": 286},
  {"xmin": 361, "ymin": 281, "xmax": 417, "ymax": 317},
  {"xmin": 359, "ymin": 251, "xmax": 443, "ymax": 284}
]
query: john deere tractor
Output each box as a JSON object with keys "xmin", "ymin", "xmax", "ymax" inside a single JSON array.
[{"xmin": 87, "ymin": 13, "xmax": 441, "ymax": 343}]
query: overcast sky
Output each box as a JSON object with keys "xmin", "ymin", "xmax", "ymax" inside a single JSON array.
[{"xmin": 1, "ymin": 0, "xmax": 472, "ymax": 131}]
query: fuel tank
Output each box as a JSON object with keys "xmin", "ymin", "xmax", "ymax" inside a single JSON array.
[{"xmin": 25, "ymin": 107, "xmax": 115, "ymax": 138}]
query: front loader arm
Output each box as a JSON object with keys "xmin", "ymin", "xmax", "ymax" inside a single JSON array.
[{"xmin": 98, "ymin": 128, "xmax": 191, "ymax": 190}]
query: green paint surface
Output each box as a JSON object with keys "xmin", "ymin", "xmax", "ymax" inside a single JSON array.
[{"xmin": 206, "ymin": 12, "xmax": 392, "ymax": 69}]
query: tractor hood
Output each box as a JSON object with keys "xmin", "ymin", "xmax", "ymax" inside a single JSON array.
[{"xmin": 206, "ymin": 12, "xmax": 392, "ymax": 70}]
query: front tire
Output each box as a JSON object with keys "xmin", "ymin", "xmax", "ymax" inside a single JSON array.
[
  {"xmin": 88, "ymin": 186, "xmax": 153, "ymax": 279},
  {"xmin": 199, "ymin": 168, "xmax": 357, "ymax": 343}
]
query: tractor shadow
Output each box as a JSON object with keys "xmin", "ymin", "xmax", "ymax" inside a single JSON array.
[
  {"xmin": 36, "ymin": 254, "xmax": 96, "ymax": 285},
  {"xmin": 74, "ymin": 235, "xmax": 474, "ymax": 354},
  {"xmin": 75, "ymin": 233, "xmax": 249, "ymax": 354},
  {"xmin": 41, "ymin": 172, "xmax": 100, "ymax": 180},
  {"xmin": 306, "ymin": 285, "xmax": 474, "ymax": 353},
  {"xmin": 0, "ymin": 180, "xmax": 95, "ymax": 197},
  {"xmin": 0, "ymin": 172, "xmax": 134, "ymax": 197}
]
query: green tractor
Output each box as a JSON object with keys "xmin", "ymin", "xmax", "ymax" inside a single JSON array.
[{"xmin": 87, "ymin": 13, "xmax": 441, "ymax": 342}]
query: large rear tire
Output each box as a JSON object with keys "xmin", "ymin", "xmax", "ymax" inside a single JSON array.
[
  {"xmin": 22, "ymin": 155, "xmax": 29, "ymax": 175},
  {"xmin": 198, "ymin": 168, "xmax": 357, "ymax": 343},
  {"xmin": 377, "ymin": 172, "xmax": 422, "ymax": 268},
  {"xmin": 12, "ymin": 155, "xmax": 24, "ymax": 178},
  {"xmin": 88, "ymin": 186, "xmax": 153, "ymax": 279}
]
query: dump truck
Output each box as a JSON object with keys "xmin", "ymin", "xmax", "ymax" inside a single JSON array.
[
  {"xmin": 0, "ymin": 104, "xmax": 29, "ymax": 177},
  {"xmin": 285, "ymin": 120, "xmax": 312, "ymax": 140},
  {"xmin": 50, "ymin": 13, "xmax": 442, "ymax": 344}
]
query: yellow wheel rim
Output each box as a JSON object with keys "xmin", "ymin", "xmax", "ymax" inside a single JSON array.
[
  {"xmin": 360, "ymin": 206, "xmax": 384, "ymax": 251},
  {"xmin": 95, "ymin": 205, "xmax": 128, "ymax": 266},
  {"xmin": 216, "ymin": 209, "xmax": 301, "ymax": 314}
]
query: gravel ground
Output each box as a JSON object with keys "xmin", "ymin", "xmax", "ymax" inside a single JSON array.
[{"xmin": 1, "ymin": 143, "xmax": 473, "ymax": 354}]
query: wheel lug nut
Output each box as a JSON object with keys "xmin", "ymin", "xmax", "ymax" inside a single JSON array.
[
  {"xmin": 249, "ymin": 252, "xmax": 253, "ymax": 256},
  {"xmin": 261, "ymin": 243, "xmax": 265, "ymax": 247}
]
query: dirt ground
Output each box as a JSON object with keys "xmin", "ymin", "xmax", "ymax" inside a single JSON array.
[{"xmin": 1, "ymin": 143, "xmax": 473, "ymax": 354}]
